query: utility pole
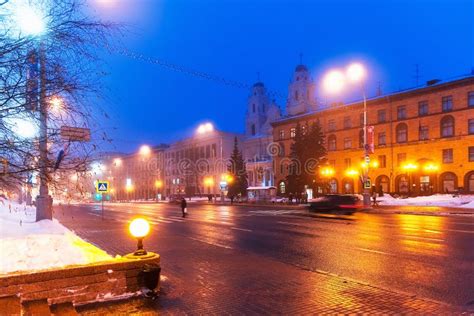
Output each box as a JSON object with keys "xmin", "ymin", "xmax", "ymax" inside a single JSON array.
[{"xmin": 36, "ymin": 42, "xmax": 53, "ymax": 221}]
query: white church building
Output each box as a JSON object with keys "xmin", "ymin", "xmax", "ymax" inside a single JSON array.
[{"xmin": 243, "ymin": 63, "xmax": 317, "ymax": 189}]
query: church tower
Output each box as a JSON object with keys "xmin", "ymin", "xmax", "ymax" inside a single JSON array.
[
  {"xmin": 245, "ymin": 82, "xmax": 270, "ymax": 137},
  {"xmin": 285, "ymin": 64, "xmax": 317, "ymax": 116}
]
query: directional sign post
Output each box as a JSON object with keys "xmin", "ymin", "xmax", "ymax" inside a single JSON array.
[
  {"xmin": 364, "ymin": 179, "xmax": 372, "ymax": 190},
  {"xmin": 96, "ymin": 181, "xmax": 110, "ymax": 220}
]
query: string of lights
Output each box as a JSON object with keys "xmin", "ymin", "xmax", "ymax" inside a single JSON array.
[{"xmin": 105, "ymin": 44, "xmax": 286, "ymax": 100}]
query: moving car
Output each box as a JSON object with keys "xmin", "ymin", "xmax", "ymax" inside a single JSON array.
[{"xmin": 308, "ymin": 194, "xmax": 362, "ymax": 214}]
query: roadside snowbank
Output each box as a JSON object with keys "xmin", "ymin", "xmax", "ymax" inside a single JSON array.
[
  {"xmin": 377, "ymin": 194, "xmax": 474, "ymax": 208},
  {"xmin": 0, "ymin": 200, "xmax": 113, "ymax": 275}
]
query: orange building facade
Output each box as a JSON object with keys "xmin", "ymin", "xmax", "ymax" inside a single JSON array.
[{"xmin": 272, "ymin": 75, "xmax": 474, "ymax": 196}]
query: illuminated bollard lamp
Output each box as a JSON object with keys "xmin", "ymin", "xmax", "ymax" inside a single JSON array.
[{"xmin": 125, "ymin": 218, "xmax": 161, "ymax": 299}]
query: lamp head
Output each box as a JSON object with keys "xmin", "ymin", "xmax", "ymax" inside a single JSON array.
[
  {"xmin": 129, "ymin": 218, "xmax": 150, "ymax": 238},
  {"xmin": 346, "ymin": 63, "xmax": 366, "ymax": 83},
  {"xmin": 323, "ymin": 70, "xmax": 345, "ymax": 94}
]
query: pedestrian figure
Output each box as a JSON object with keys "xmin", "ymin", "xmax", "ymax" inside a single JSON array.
[
  {"xmin": 181, "ymin": 198, "xmax": 187, "ymax": 218},
  {"xmin": 230, "ymin": 195, "xmax": 234, "ymax": 204},
  {"xmin": 288, "ymin": 193, "xmax": 293, "ymax": 204},
  {"xmin": 372, "ymin": 191, "xmax": 378, "ymax": 206}
]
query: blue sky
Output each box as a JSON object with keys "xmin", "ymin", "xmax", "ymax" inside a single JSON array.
[{"xmin": 92, "ymin": 0, "xmax": 474, "ymax": 152}]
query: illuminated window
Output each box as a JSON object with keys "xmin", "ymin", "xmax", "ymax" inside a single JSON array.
[
  {"xmin": 469, "ymin": 147, "xmax": 474, "ymax": 162},
  {"xmin": 378, "ymin": 155, "xmax": 386, "ymax": 168},
  {"xmin": 359, "ymin": 129, "xmax": 364, "ymax": 148},
  {"xmin": 290, "ymin": 127, "xmax": 296, "ymax": 139},
  {"xmin": 279, "ymin": 130, "xmax": 285, "ymax": 140}
]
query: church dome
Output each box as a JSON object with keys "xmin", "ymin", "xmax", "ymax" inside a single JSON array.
[
  {"xmin": 295, "ymin": 64, "xmax": 308, "ymax": 72},
  {"xmin": 253, "ymin": 82, "xmax": 265, "ymax": 88}
]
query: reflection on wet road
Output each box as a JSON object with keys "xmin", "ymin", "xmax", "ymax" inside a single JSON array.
[{"xmin": 58, "ymin": 202, "xmax": 474, "ymax": 307}]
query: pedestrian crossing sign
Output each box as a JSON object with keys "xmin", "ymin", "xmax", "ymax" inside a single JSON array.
[{"xmin": 96, "ymin": 180, "xmax": 110, "ymax": 193}]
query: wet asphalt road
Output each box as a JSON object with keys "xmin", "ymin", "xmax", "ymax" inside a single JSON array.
[{"xmin": 55, "ymin": 202, "xmax": 474, "ymax": 308}]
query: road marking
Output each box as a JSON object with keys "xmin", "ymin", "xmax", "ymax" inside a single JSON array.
[
  {"xmin": 356, "ymin": 247, "xmax": 390, "ymax": 255},
  {"xmin": 400, "ymin": 235, "xmax": 445, "ymax": 242},
  {"xmin": 231, "ymin": 227, "xmax": 252, "ymax": 232},
  {"xmin": 187, "ymin": 237, "xmax": 233, "ymax": 249},
  {"xmin": 277, "ymin": 221, "xmax": 309, "ymax": 228}
]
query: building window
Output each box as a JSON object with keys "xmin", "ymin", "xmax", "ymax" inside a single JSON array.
[
  {"xmin": 251, "ymin": 124, "xmax": 256, "ymax": 136},
  {"xmin": 279, "ymin": 130, "xmax": 285, "ymax": 140},
  {"xmin": 377, "ymin": 110, "xmax": 386, "ymax": 123},
  {"xmin": 279, "ymin": 181, "xmax": 286, "ymax": 194},
  {"xmin": 396, "ymin": 123, "xmax": 408, "ymax": 143},
  {"xmin": 469, "ymin": 147, "xmax": 474, "ymax": 162},
  {"xmin": 290, "ymin": 127, "xmax": 296, "ymax": 139},
  {"xmin": 252, "ymin": 103, "xmax": 256, "ymax": 113},
  {"xmin": 378, "ymin": 155, "xmax": 386, "ymax": 168},
  {"xmin": 440, "ymin": 115, "xmax": 454, "ymax": 138},
  {"xmin": 344, "ymin": 137, "xmax": 352, "ymax": 149},
  {"xmin": 328, "ymin": 119, "xmax": 336, "ymax": 132},
  {"xmin": 378, "ymin": 132, "xmax": 386, "ymax": 146},
  {"xmin": 359, "ymin": 129, "xmax": 364, "ymax": 148},
  {"xmin": 301, "ymin": 125, "xmax": 307, "ymax": 135},
  {"xmin": 397, "ymin": 106, "xmax": 406, "ymax": 120},
  {"xmin": 419, "ymin": 125, "xmax": 429, "ymax": 140},
  {"xmin": 279, "ymin": 143, "xmax": 285, "ymax": 157},
  {"xmin": 469, "ymin": 92, "xmax": 474, "ymax": 107},
  {"xmin": 343, "ymin": 116, "xmax": 352, "ymax": 129},
  {"xmin": 329, "ymin": 160, "xmax": 336, "ymax": 168},
  {"xmin": 442, "ymin": 148, "xmax": 453, "ymax": 163},
  {"xmin": 442, "ymin": 96, "xmax": 453, "ymax": 112},
  {"xmin": 344, "ymin": 158, "xmax": 351, "ymax": 168},
  {"xmin": 328, "ymin": 135, "xmax": 337, "ymax": 151},
  {"xmin": 211, "ymin": 144, "xmax": 217, "ymax": 158},
  {"xmin": 397, "ymin": 153, "xmax": 406, "ymax": 166},
  {"xmin": 469, "ymin": 119, "xmax": 474, "ymax": 135},
  {"xmin": 359, "ymin": 113, "xmax": 364, "ymax": 126},
  {"xmin": 418, "ymin": 101, "xmax": 428, "ymax": 116},
  {"xmin": 295, "ymin": 90, "xmax": 299, "ymax": 101}
]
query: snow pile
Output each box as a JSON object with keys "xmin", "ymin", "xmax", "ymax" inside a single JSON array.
[
  {"xmin": 0, "ymin": 200, "xmax": 113, "ymax": 275},
  {"xmin": 377, "ymin": 194, "xmax": 474, "ymax": 208}
]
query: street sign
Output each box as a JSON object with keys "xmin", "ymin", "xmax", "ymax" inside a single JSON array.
[
  {"xmin": 60, "ymin": 126, "xmax": 91, "ymax": 142},
  {"xmin": 365, "ymin": 155, "xmax": 370, "ymax": 164},
  {"xmin": 364, "ymin": 179, "xmax": 372, "ymax": 189},
  {"xmin": 96, "ymin": 180, "xmax": 110, "ymax": 193}
]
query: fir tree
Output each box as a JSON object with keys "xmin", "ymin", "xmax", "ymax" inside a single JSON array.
[
  {"xmin": 286, "ymin": 121, "xmax": 327, "ymax": 194},
  {"xmin": 227, "ymin": 137, "xmax": 248, "ymax": 197}
]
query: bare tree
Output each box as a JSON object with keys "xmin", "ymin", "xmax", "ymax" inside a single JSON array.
[{"xmin": 0, "ymin": 0, "xmax": 116, "ymax": 202}]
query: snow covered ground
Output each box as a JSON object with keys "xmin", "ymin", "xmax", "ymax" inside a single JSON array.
[
  {"xmin": 377, "ymin": 194, "xmax": 474, "ymax": 209},
  {"xmin": 0, "ymin": 199, "xmax": 113, "ymax": 275}
]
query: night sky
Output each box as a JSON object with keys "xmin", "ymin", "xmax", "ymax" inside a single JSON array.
[{"xmin": 91, "ymin": 0, "xmax": 473, "ymax": 153}]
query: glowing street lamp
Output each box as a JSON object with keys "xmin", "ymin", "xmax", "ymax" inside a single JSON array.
[
  {"xmin": 113, "ymin": 158, "xmax": 122, "ymax": 167},
  {"xmin": 11, "ymin": 3, "xmax": 46, "ymax": 37},
  {"xmin": 320, "ymin": 167, "xmax": 335, "ymax": 178},
  {"xmin": 49, "ymin": 96, "xmax": 63, "ymax": 114},
  {"xmin": 423, "ymin": 163, "xmax": 439, "ymax": 173},
  {"xmin": 129, "ymin": 218, "xmax": 150, "ymax": 256},
  {"xmin": 197, "ymin": 122, "xmax": 214, "ymax": 134},
  {"xmin": 345, "ymin": 169, "xmax": 359, "ymax": 177},
  {"xmin": 323, "ymin": 70, "xmax": 345, "ymax": 94},
  {"xmin": 139, "ymin": 145, "xmax": 151, "ymax": 156},
  {"xmin": 402, "ymin": 162, "xmax": 418, "ymax": 196},
  {"xmin": 323, "ymin": 62, "xmax": 370, "ymax": 207}
]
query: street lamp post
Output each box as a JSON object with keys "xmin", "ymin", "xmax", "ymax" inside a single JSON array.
[{"xmin": 323, "ymin": 62, "xmax": 371, "ymax": 207}]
